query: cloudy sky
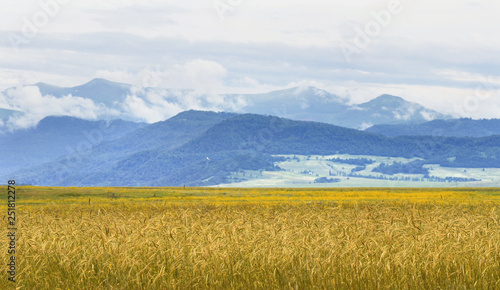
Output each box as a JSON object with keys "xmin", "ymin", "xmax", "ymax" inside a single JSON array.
[{"xmin": 1, "ymin": 0, "xmax": 500, "ymax": 121}]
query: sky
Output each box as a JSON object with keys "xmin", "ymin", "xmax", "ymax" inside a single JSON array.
[{"xmin": 1, "ymin": 0, "xmax": 500, "ymax": 123}]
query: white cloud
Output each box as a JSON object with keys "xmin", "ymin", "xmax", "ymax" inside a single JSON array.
[
  {"xmin": 322, "ymin": 81, "xmax": 500, "ymax": 119},
  {"xmin": 95, "ymin": 60, "xmax": 229, "ymax": 94},
  {"xmin": 179, "ymin": 59, "xmax": 227, "ymax": 91},
  {"xmin": 436, "ymin": 70, "xmax": 500, "ymax": 92},
  {"xmin": 359, "ymin": 122, "xmax": 373, "ymax": 130},
  {"xmin": 1, "ymin": 1, "xmax": 500, "ymax": 119},
  {"xmin": 227, "ymin": 77, "xmax": 282, "ymax": 94},
  {"xmin": 120, "ymin": 84, "xmax": 247, "ymax": 123},
  {"xmin": 420, "ymin": 111, "xmax": 436, "ymax": 121},
  {"xmin": 121, "ymin": 94, "xmax": 181, "ymax": 123},
  {"xmin": 2, "ymin": 86, "xmax": 110, "ymax": 130},
  {"xmin": 232, "ymin": 76, "xmax": 261, "ymax": 88}
]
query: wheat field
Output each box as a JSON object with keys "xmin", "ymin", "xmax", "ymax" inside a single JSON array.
[{"xmin": 3, "ymin": 187, "xmax": 500, "ymax": 289}]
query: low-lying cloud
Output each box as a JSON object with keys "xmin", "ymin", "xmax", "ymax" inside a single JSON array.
[
  {"xmin": 1, "ymin": 86, "xmax": 112, "ymax": 131},
  {"xmin": 121, "ymin": 87, "xmax": 247, "ymax": 123},
  {"xmin": 0, "ymin": 77, "xmax": 248, "ymax": 131}
]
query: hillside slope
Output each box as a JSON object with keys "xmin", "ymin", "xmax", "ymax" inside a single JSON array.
[
  {"xmin": 10, "ymin": 112, "xmax": 500, "ymax": 187},
  {"xmin": 5, "ymin": 111, "xmax": 236, "ymax": 185},
  {"xmin": 0, "ymin": 116, "xmax": 145, "ymax": 176},
  {"xmin": 366, "ymin": 118, "xmax": 500, "ymax": 137}
]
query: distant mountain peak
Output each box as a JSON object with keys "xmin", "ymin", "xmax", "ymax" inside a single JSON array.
[
  {"xmin": 4, "ymin": 78, "xmax": 452, "ymax": 130},
  {"xmin": 39, "ymin": 115, "xmax": 80, "ymax": 122},
  {"xmin": 34, "ymin": 81, "xmax": 60, "ymax": 90},
  {"xmin": 88, "ymin": 77, "xmax": 109, "ymax": 83},
  {"xmin": 34, "ymin": 81, "xmax": 49, "ymax": 87},
  {"xmin": 34, "ymin": 78, "xmax": 130, "ymax": 90},
  {"xmin": 30, "ymin": 78, "xmax": 133, "ymax": 108},
  {"xmin": 378, "ymin": 94, "xmax": 403, "ymax": 100},
  {"xmin": 83, "ymin": 78, "xmax": 129, "ymax": 87},
  {"xmin": 73, "ymin": 78, "xmax": 131, "ymax": 92},
  {"xmin": 169, "ymin": 110, "xmax": 237, "ymax": 122},
  {"xmin": 35, "ymin": 115, "xmax": 98, "ymax": 130},
  {"xmin": 364, "ymin": 94, "xmax": 408, "ymax": 107},
  {"xmin": 344, "ymin": 94, "xmax": 451, "ymax": 127},
  {"xmin": 290, "ymin": 86, "xmax": 343, "ymax": 100},
  {"xmin": 291, "ymin": 86, "xmax": 326, "ymax": 94}
]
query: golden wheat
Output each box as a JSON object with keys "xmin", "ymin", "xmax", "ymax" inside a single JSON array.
[{"xmin": 2, "ymin": 187, "xmax": 499, "ymax": 289}]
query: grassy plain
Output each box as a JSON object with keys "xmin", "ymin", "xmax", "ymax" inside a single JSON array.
[
  {"xmin": 3, "ymin": 186, "xmax": 500, "ymax": 289},
  {"xmin": 222, "ymin": 154, "xmax": 500, "ymax": 187}
]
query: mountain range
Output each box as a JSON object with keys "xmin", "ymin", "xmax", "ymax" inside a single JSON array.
[
  {"xmin": 0, "ymin": 116, "xmax": 145, "ymax": 176},
  {"xmin": 238, "ymin": 88, "xmax": 449, "ymax": 129},
  {"xmin": 1, "ymin": 78, "xmax": 450, "ymax": 129},
  {"xmin": 36, "ymin": 78, "xmax": 132, "ymax": 108},
  {"xmin": 367, "ymin": 118, "xmax": 500, "ymax": 137},
  {"xmin": 3, "ymin": 110, "xmax": 499, "ymax": 187},
  {"xmin": 2, "ymin": 78, "xmax": 498, "ymax": 187}
]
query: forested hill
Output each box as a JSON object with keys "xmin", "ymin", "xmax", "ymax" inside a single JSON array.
[
  {"xmin": 0, "ymin": 116, "xmax": 146, "ymax": 176},
  {"xmin": 181, "ymin": 114, "xmax": 500, "ymax": 165},
  {"xmin": 104, "ymin": 114, "xmax": 500, "ymax": 186},
  {"xmin": 366, "ymin": 118, "xmax": 500, "ymax": 137},
  {"xmin": 5, "ymin": 112, "xmax": 500, "ymax": 187}
]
